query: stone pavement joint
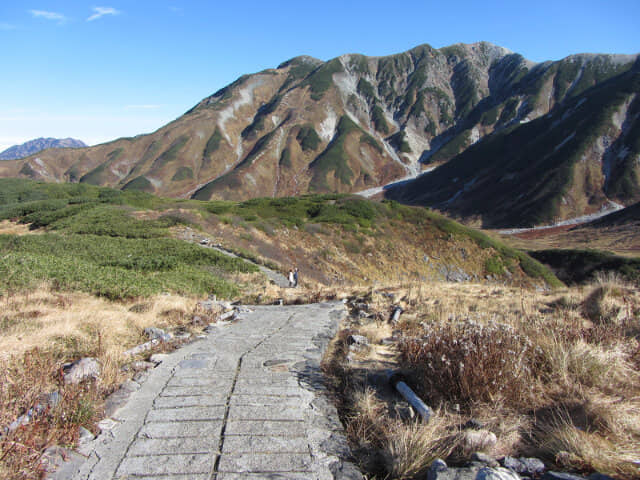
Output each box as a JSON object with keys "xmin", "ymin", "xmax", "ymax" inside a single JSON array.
[{"xmin": 50, "ymin": 302, "xmax": 363, "ymax": 480}]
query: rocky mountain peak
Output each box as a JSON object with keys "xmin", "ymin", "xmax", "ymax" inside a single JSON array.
[
  {"xmin": 0, "ymin": 137, "xmax": 86, "ymax": 161},
  {"xmin": 1, "ymin": 42, "xmax": 637, "ymax": 229}
]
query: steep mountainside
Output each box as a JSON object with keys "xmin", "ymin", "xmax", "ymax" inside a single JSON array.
[
  {"xmin": 0, "ymin": 43, "xmax": 637, "ymax": 226},
  {"xmin": 0, "ymin": 137, "xmax": 86, "ymax": 160},
  {"xmin": 386, "ymin": 58, "xmax": 640, "ymax": 227}
]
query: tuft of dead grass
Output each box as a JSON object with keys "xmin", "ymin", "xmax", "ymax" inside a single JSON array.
[
  {"xmin": 532, "ymin": 408, "xmax": 640, "ymax": 478},
  {"xmin": 384, "ymin": 413, "xmax": 461, "ymax": 479}
]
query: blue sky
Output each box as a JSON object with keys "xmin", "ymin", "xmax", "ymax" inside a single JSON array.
[{"xmin": 1, "ymin": 0, "xmax": 638, "ymax": 152}]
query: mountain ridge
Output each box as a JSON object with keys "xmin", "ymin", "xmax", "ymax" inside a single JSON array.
[
  {"xmin": 0, "ymin": 137, "xmax": 86, "ymax": 160},
  {"xmin": 0, "ymin": 41, "xmax": 637, "ymax": 227}
]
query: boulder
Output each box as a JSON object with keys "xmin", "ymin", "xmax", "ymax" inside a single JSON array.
[
  {"xmin": 461, "ymin": 429, "xmax": 497, "ymax": 454},
  {"xmin": 63, "ymin": 358, "xmax": 101, "ymax": 384}
]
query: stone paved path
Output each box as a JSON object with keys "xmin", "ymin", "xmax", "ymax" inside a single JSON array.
[{"xmin": 59, "ymin": 302, "xmax": 362, "ymax": 480}]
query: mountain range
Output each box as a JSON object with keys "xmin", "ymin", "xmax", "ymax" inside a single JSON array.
[
  {"xmin": 0, "ymin": 137, "xmax": 86, "ymax": 160},
  {"xmin": 0, "ymin": 42, "xmax": 637, "ymax": 227}
]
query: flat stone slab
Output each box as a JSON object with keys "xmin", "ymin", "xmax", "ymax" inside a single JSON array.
[
  {"xmin": 52, "ymin": 303, "xmax": 362, "ymax": 480},
  {"xmin": 230, "ymin": 395, "xmax": 305, "ymax": 407},
  {"xmin": 116, "ymin": 453, "xmax": 215, "ymax": 476},
  {"xmin": 228, "ymin": 405, "xmax": 307, "ymax": 421},
  {"xmin": 218, "ymin": 453, "xmax": 312, "ymax": 473},
  {"xmin": 225, "ymin": 420, "xmax": 308, "ymax": 436},
  {"xmin": 129, "ymin": 437, "xmax": 220, "ymax": 456},
  {"xmin": 222, "ymin": 435, "xmax": 309, "ymax": 454},
  {"xmin": 154, "ymin": 394, "xmax": 227, "ymax": 408},
  {"xmin": 146, "ymin": 405, "xmax": 226, "ymax": 422},
  {"xmin": 139, "ymin": 420, "xmax": 223, "ymax": 438}
]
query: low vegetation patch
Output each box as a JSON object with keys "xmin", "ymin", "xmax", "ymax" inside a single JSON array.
[
  {"xmin": 0, "ymin": 234, "xmax": 255, "ymax": 299},
  {"xmin": 529, "ymin": 248, "xmax": 640, "ymax": 286}
]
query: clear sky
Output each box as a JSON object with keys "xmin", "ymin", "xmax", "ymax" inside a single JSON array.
[{"xmin": 1, "ymin": 0, "xmax": 638, "ymax": 152}]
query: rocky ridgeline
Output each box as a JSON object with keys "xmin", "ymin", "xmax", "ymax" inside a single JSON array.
[{"xmin": 0, "ymin": 137, "xmax": 86, "ymax": 160}]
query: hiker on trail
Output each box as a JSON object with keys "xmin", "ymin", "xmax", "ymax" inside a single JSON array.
[
  {"xmin": 288, "ymin": 269, "xmax": 294, "ymax": 288},
  {"xmin": 293, "ymin": 267, "xmax": 299, "ymax": 288}
]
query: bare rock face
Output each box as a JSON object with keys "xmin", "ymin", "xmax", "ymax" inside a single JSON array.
[{"xmin": 63, "ymin": 357, "xmax": 101, "ymax": 384}]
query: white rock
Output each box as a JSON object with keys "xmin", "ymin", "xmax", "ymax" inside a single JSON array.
[{"xmin": 63, "ymin": 358, "xmax": 101, "ymax": 384}]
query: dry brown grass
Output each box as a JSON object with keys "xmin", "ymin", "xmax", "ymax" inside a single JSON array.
[
  {"xmin": 324, "ymin": 278, "xmax": 640, "ymax": 479},
  {"xmin": 0, "ymin": 285, "xmax": 207, "ymax": 479},
  {"xmin": 384, "ymin": 413, "xmax": 461, "ymax": 479},
  {"xmin": 0, "ymin": 220, "xmax": 38, "ymax": 236}
]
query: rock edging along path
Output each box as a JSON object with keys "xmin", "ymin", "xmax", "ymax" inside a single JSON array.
[{"xmin": 54, "ymin": 302, "xmax": 362, "ymax": 480}]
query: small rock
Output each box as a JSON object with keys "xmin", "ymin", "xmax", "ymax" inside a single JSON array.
[
  {"xmin": 8, "ymin": 413, "xmax": 31, "ymax": 431},
  {"xmin": 143, "ymin": 327, "xmax": 172, "ymax": 342},
  {"xmin": 427, "ymin": 459, "xmax": 448, "ymax": 480},
  {"xmin": 393, "ymin": 401, "xmax": 415, "ymax": 421},
  {"xmin": 542, "ymin": 472, "xmax": 587, "ymax": 480},
  {"xmin": 63, "ymin": 358, "xmax": 101, "ymax": 384},
  {"xmin": 346, "ymin": 334, "xmax": 369, "ymax": 346},
  {"xmin": 149, "ymin": 353, "xmax": 170, "ymax": 364},
  {"xmin": 502, "ymin": 457, "xmax": 545, "ymax": 476},
  {"xmin": 47, "ymin": 391, "xmax": 61, "ymax": 408},
  {"xmin": 472, "ymin": 452, "xmax": 499, "ymax": 468},
  {"xmin": 477, "ymin": 466, "xmax": 522, "ymax": 480},
  {"xmin": 123, "ymin": 339, "xmax": 158, "ymax": 356},
  {"xmin": 461, "ymin": 429, "xmax": 497, "ymax": 454},
  {"xmin": 97, "ymin": 418, "xmax": 119, "ymax": 431},
  {"xmin": 130, "ymin": 361, "xmax": 155, "ymax": 372}
]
